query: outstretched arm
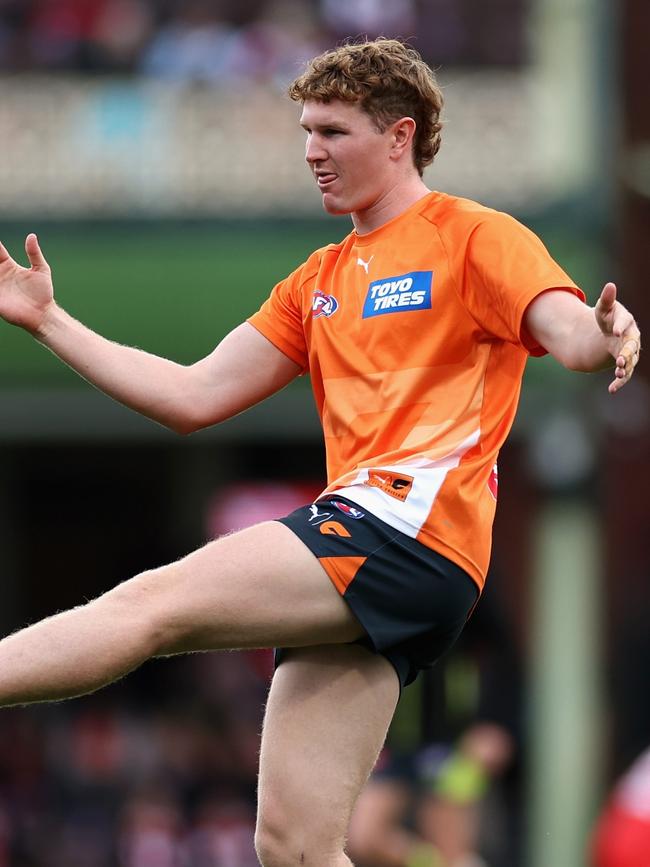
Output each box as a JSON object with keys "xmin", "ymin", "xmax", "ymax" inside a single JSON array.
[
  {"xmin": 0, "ymin": 234, "xmax": 301, "ymax": 432},
  {"xmin": 524, "ymin": 283, "xmax": 641, "ymax": 393}
]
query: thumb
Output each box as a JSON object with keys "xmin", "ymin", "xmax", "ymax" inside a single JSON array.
[
  {"xmin": 596, "ymin": 281, "xmax": 617, "ymax": 313},
  {"xmin": 24, "ymin": 233, "xmax": 50, "ymax": 272}
]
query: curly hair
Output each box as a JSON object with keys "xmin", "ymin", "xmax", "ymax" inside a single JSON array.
[{"xmin": 288, "ymin": 39, "xmax": 443, "ymax": 176}]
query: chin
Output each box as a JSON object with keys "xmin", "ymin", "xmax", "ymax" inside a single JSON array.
[{"xmin": 321, "ymin": 194, "xmax": 353, "ymax": 216}]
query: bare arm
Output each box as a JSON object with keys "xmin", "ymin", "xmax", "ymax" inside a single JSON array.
[
  {"xmin": 524, "ymin": 282, "xmax": 641, "ymax": 393},
  {"xmin": 0, "ymin": 234, "xmax": 301, "ymax": 433}
]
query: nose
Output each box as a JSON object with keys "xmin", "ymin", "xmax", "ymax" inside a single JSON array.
[{"xmin": 305, "ymin": 133, "xmax": 327, "ymax": 165}]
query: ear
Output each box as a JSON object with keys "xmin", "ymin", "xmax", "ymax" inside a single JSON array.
[{"xmin": 390, "ymin": 117, "xmax": 416, "ymax": 161}]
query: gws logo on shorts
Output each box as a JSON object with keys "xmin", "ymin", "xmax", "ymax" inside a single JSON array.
[
  {"xmin": 365, "ymin": 470, "xmax": 414, "ymax": 502},
  {"xmin": 331, "ymin": 501, "xmax": 365, "ymax": 519},
  {"xmin": 362, "ymin": 271, "xmax": 432, "ymax": 318},
  {"xmin": 319, "ymin": 521, "xmax": 351, "ymax": 537},
  {"xmin": 312, "ymin": 290, "xmax": 339, "ymax": 318}
]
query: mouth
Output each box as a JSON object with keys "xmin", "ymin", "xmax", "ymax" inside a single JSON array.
[{"xmin": 316, "ymin": 172, "xmax": 338, "ymax": 191}]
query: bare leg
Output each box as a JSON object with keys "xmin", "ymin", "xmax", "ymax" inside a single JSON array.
[
  {"xmin": 0, "ymin": 522, "xmax": 363, "ymax": 706},
  {"xmin": 255, "ymin": 643, "xmax": 400, "ymax": 867}
]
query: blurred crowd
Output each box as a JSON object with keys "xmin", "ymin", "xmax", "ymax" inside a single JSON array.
[
  {"xmin": 0, "ymin": 650, "xmax": 271, "ymax": 866},
  {"xmin": 0, "ymin": 0, "xmax": 527, "ymax": 82},
  {"xmin": 0, "ymin": 597, "xmax": 523, "ymax": 867}
]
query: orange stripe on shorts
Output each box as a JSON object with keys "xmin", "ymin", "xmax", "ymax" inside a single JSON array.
[{"xmin": 319, "ymin": 555, "xmax": 367, "ymax": 594}]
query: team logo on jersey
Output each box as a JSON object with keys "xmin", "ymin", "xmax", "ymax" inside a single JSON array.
[
  {"xmin": 365, "ymin": 470, "xmax": 414, "ymax": 502},
  {"xmin": 362, "ymin": 271, "xmax": 432, "ymax": 318},
  {"xmin": 312, "ymin": 290, "xmax": 339, "ymax": 318},
  {"xmin": 488, "ymin": 463, "xmax": 498, "ymax": 500},
  {"xmin": 331, "ymin": 501, "xmax": 365, "ymax": 519}
]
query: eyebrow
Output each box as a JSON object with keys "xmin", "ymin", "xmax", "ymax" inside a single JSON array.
[{"xmin": 299, "ymin": 119, "xmax": 351, "ymax": 131}]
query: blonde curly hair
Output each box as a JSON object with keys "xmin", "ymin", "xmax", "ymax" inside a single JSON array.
[{"xmin": 288, "ymin": 39, "xmax": 444, "ymax": 177}]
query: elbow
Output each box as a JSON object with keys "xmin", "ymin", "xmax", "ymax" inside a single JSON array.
[
  {"xmin": 169, "ymin": 419, "xmax": 200, "ymax": 436},
  {"xmin": 164, "ymin": 408, "xmax": 211, "ymax": 436},
  {"xmin": 166, "ymin": 402, "xmax": 230, "ymax": 436},
  {"xmin": 169, "ymin": 412, "xmax": 215, "ymax": 436}
]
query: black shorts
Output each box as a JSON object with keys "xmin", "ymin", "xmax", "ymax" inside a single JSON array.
[{"xmin": 276, "ymin": 496, "xmax": 479, "ymax": 689}]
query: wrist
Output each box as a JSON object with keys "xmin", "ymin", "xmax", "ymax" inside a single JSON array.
[{"xmin": 32, "ymin": 301, "xmax": 63, "ymax": 342}]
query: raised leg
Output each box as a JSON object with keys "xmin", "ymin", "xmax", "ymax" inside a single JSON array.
[{"xmin": 0, "ymin": 521, "xmax": 363, "ymax": 706}]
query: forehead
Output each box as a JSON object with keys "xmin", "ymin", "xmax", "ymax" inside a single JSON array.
[{"xmin": 299, "ymin": 98, "xmax": 374, "ymax": 129}]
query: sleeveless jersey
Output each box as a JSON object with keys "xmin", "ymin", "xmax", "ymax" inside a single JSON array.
[{"xmin": 248, "ymin": 191, "xmax": 584, "ymax": 590}]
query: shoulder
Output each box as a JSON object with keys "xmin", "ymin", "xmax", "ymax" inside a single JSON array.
[
  {"xmin": 283, "ymin": 240, "xmax": 346, "ymax": 290},
  {"xmin": 304, "ymin": 239, "xmax": 346, "ymax": 273},
  {"xmin": 421, "ymin": 192, "xmax": 531, "ymax": 238}
]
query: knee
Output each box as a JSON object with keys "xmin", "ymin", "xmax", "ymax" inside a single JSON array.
[
  {"xmin": 255, "ymin": 809, "xmax": 346, "ymax": 867},
  {"xmin": 255, "ymin": 814, "xmax": 299, "ymax": 867},
  {"xmin": 103, "ymin": 567, "xmax": 174, "ymax": 654}
]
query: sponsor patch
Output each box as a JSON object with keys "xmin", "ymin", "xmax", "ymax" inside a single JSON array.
[
  {"xmin": 365, "ymin": 470, "xmax": 414, "ymax": 502},
  {"xmin": 312, "ymin": 290, "xmax": 339, "ymax": 318},
  {"xmin": 331, "ymin": 500, "xmax": 365, "ymax": 519},
  {"xmin": 362, "ymin": 271, "xmax": 432, "ymax": 318}
]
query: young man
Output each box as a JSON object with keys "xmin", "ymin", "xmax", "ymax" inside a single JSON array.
[{"xmin": 0, "ymin": 39, "xmax": 641, "ymax": 867}]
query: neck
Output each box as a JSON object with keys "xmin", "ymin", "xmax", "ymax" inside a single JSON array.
[{"xmin": 351, "ymin": 177, "xmax": 431, "ymax": 234}]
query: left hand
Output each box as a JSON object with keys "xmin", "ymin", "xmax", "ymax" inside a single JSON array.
[{"xmin": 595, "ymin": 282, "xmax": 641, "ymax": 393}]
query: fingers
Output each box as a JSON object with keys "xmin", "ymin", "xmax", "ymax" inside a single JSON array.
[
  {"xmin": 24, "ymin": 233, "xmax": 50, "ymax": 272},
  {"xmin": 609, "ymin": 328, "xmax": 641, "ymax": 393},
  {"xmin": 595, "ymin": 282, "xmax": 618, "ymax": 336},
  {"xmin": 0, "ymin": 239, "xmax": 15, "ymax": 267}
]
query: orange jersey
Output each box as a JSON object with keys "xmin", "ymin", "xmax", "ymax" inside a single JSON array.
[{"xmin": 248, "ymin": 192, "xmax": 584, "ymax": 590}]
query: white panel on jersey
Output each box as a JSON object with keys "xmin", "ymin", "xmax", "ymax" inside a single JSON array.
[{"xmin": 331, "ymin": 428, "xmax": 481, "ymax": 538}]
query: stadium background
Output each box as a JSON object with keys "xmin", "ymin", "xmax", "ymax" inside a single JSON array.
[{"xmin": 0, "ymin": 1, "xmax": 648, "ymax": 865}]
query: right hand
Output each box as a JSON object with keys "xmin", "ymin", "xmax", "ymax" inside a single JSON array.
[{"xmin": 0, "ymin": 233, "xmax": 56, "ymax": 335}]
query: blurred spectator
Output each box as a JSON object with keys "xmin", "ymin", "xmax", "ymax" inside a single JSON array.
[
  {"xmin": 0, "ymin": 0, "xmax": 529, "ymax": 76},
  {"xmin": 139, "ymin": 1, "xmax": 238, "ymax": 83},
  {"xmin": 590, "ymin": 747, "xmax": 650, "ymax": 867},
  {"xmin": 226, "ymin": 0, "xmax": 326, "ymax": 87},
  {"xmin": 117, "ymin": 790, "xmax": 185, "ymax": 866},
  {"xmin": 348, "ymin": 722, "xmax": 514, "ymax": 867},
  {"xmin": 319, "ymin": 0, "xmax": 416, "ymax": 42},
  {"xmin": 185, "ymin": 796, "xmax": 258, "ymax": 866}
]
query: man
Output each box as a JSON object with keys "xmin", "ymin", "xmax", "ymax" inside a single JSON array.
[{"xmin": 0, "ymin": 39, "xmax": 641, "ymax": 867}]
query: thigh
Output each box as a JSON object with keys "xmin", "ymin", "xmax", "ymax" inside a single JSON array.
[
  {"xmin": 256, "ymin": 644, "xmax": 400, "ymax": 857},
  {"xmin": 149, "ymin": 521, "xmax": 365, "ymax": 654}
]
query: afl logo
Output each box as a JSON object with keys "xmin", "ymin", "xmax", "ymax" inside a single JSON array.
[
  {"xmin": 331, "ymin": 500, "xmax": 365, "ymax": 519},
  {"xmin": 312, "ymin": 290, "xmax": 339, "ymax": 318}
]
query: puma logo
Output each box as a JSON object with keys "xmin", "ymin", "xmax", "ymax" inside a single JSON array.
[{"xmin": 357, "ymin": 255, "xmax": 373, "ymax": 275}]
